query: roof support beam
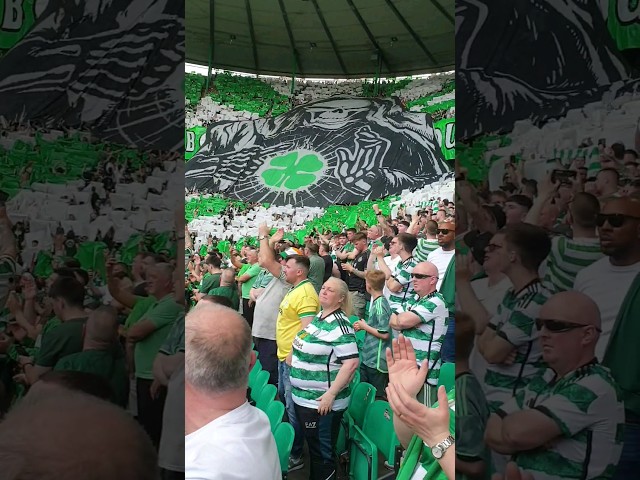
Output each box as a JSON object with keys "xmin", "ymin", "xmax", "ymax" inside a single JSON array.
[
  {"xmin": 277, "ymin": 0, "xmax": 304, "ymax": 77},
  {"xmin": 430, "ymin": 0, "xmax": 454, "ymax": 25},
  {"xmin": 384, "ymin": 0, "xmax": 437, "ymax": 66},
  {"xmin": 206, "ymin": 0, "xmax": 215, "ymax": 90},
  {"xmin": 245, "ymin": 0, "xmax": 259, "ymax": 73},
  {"xmin": 345, "ymin": 0, "xmax": 391, "ymax": 74},
  {"xmin": 310, "ymin": 0, "xmax": 348, "ymax": 76}
]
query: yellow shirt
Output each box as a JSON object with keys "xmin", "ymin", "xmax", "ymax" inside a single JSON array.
[{"xmin": 276, "ymin": 279, "xmax": 320, "ymax": 360}]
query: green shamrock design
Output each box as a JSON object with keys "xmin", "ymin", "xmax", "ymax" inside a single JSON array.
[{"xmin": 261, "ymin": 151, "xmax": 324, "ymax": 190}]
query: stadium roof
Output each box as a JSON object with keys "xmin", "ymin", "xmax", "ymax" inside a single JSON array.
[{"xmin": 187, "ymin": 0, "xmax": 454, "ymax": 79}]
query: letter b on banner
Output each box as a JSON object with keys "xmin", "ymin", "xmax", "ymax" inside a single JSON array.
[{"xmin": 0, "ymin": 0, "xmax": 37, "ymax": 50}]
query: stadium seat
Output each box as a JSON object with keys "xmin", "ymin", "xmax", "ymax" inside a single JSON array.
[
  {"xmin": 274, "ymin": 422, "xmax": 295, "ymax": 479},
  {"xmin": 250, "ymin": 370, "xmax": 269, "ymax": 404},
  {"xmin": 349, "ymin": 401, "xmax": 401, "ymax": 480},
  {"xmin": 265, "ymin": 400, "xmax": 285, "ymax": 433},
  {"xmin": 256, "ymin": 384, "xmax": 277, "ymax": 412},
  {"xmin": 336, "ymin": 381, "xmax": 376, "ymax": 458},
  {"xmin": 349, "ymin": 424, "xmax": 378, "ymax": 480},
  {"xmin": 438, "ymin": 362, "xmax": 455, "ymax": 393},
  {"xmin": 248, "ymin": 359, "xmax": 262, "ymax": 386}
]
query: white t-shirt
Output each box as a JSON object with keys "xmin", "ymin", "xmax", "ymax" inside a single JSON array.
[
  {"xmin": 380, "ymin": 254, "xmax": 401, "ymax": 301},
  {"xmin": 185, "ymin": 402, "xmax": 281, "ymax": 480},
  {"xmin": 574, "ymin": 257, "xmax": 640, "ymax": 360},
  {"xmin": 426, "ymin": 247, "xmax": 455, "ymax": 290}
]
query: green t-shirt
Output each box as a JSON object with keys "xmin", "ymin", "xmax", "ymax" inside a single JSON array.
[
  {"xmin": 208, "ymin": 285, "xmax": 240, "ymax": 310},
  {"xmin": 307, "ymin": 254, "xmax": 325, "ymax": 294},
  {"xmin": 240, "ymin": 263, "xmax": 262, "ymax": 299},
  {"xmin": 55, "ymin": 347, "xmax": 129, "ymax": 408},
  {"xmin": 134, "ymin": 295, "xmax": 182, "ymax": 380},
  {"xmin": 35, "ymin": 317, "xmax": 88, "ymax": 368},
  {"xmin": 200, "ymin": 272, "xmax": 221, "ymax": 294},
  {"xmin": 124, "ymin": 296, "xmax": 157, "ymax": 329}
]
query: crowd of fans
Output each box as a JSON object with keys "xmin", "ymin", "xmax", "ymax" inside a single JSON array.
[
  {"xmin": 454, "ymin": 138, "xmax": 640, "ymax": 479},
  {"xmin": 183, "ymin": 186, "xmax": 457, "ymax": 479},
  {"xmin": 0, "ymin": 127, "xmax": 186, "ymax": 478}
]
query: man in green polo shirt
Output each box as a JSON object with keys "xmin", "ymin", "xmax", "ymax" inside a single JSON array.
[
  {"xmin": 208, "ymin": 269, "xmax": 240, "ymax": 310},
  {"xmin": 236, "ymin": 247, "xmax": 261, "ymax": 326},
  {"xmin": 55, "ymin": 305, "xmax": 128, "ymax": 407},
  {"xmin": 126, "ymin": 263, "xmax": 182, "ymax": 448},
  {"xmin": 23, "ymin": 277, "xmax": 88, "ymax": 385}
]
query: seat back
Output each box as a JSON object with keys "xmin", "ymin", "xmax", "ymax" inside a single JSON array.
[
  {"xmin": 348, "ymin": 381, "xmax": 377, "ymax": 427},
  {"xmin": 256, "ymin": 384, "xmax": 277, "ymax": 412},
  {"xmin": 349, "ymin": 425, "xmax": 378, "ymax": 480},
  {"xmin": 250, "ymin": 370, "xmax": 269, "ymax": 403},
  {"xmin": 274, "ymin": 422, "xmax": 295, "ymax": 475},
  {"xmin": 248, "ymin": 358, "xmax": 262, "ymax": 385},
  {"xmin": 265, "ymin": 400, "xmax": 285, "ymax": 433},
  {"xmin": 438, "ymin": 362, "xmax": 455, "ymax": 392},
  {"xmin": 362, "ymin": 400, "xmax": 400, "ymax": 463}
]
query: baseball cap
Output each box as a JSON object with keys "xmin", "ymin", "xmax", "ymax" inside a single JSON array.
[{"xmin": 280, "ymin": 247, "xmax": 304, "ymax": 259}]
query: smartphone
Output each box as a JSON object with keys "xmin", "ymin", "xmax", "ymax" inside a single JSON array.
[{"xmin": 551, "ymin": 169, "xmax": 577, "ymax": 184}]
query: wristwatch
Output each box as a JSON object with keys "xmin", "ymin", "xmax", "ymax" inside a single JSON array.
[
  {"xmin": 429, "ymin": 435, "xmax": 454, "ymax": 459},
  {"xmin": 258, "ymin": 235, "xmax": 267, "ymax": 241}
]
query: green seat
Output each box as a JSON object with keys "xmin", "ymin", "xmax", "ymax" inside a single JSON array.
[
  {"xmin": 438, "ymin": 362, "xmax": 455, "ymax": 393},
  {"xmin": 250, "ymin": 370, "xmax": 269, "ymax": 402},
  {"xmin": 274, "ymin": 422, "xmax": 295, "ymax": 477},
  {"xmin": 265, "ymin": 400, "xmax": 285, "ymax": 433},
  {"xmin": 350, "ymin": 424, "xmax": 378, "ymax": 480},
  {"xmin": 335, "ymin": 382, "xmax": 376, "ymax": 457},
  {"xmin": 350, "ymin": 401, "xmax": 400, "ymax": 480},
  {"xmin": 256, "ymin": 384, "xmax": 277, "ymax": 412},
  {"xmin": 248, "ymin": 359, "xmax": 262, "ymax": 386}
]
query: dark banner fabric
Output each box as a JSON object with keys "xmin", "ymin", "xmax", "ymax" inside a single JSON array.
[
  {"xmin": 0, "ymin": 0, "xmax": 184, "ymax": 152},
  {"xmin": 185, "ymin": 96, "xmax": 451, "ymax": 207},
  {"xmin": 456, "ymin": 0, "xmax": 632, "ymax": 141}
]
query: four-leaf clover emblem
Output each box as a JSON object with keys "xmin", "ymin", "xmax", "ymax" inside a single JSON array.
[{"xmin": 261, "ymin": 151, "xmax": 324, "ymax": 190}]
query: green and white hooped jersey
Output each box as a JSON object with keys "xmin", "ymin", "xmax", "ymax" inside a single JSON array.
[
  {"xmin": 414, "ymin": 238, "xmax": 439, "ymax": 263},
  {"xmin": 483, "ymin": 280, "xmax": 551, "ymax": 412},
  {"xmin": 544, "ymin": 236, "xmax": 603, "ymax": 293},
  {"xmin": 499, "ymin": 362, "xmax": 624, "ymax": 480},
  {"xmin": 400, "ymin": 292, "xmax": 448, "ymax": 386},
  {"xmin": 290, "ymin": 309, "xmax": 359, "ymax": 411},
  {"xmin": 388, "ymin": 256, "xmax": 417, "ymax": 314}
]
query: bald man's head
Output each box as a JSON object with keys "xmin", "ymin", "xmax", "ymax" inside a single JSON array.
[
  {"xmin": 220, "ymin": 268, "xmax": 236, "ymax": 286},
  {"xmin": 0, "ymin": 391, "xmax": 157, "ymax": 480},
  {"xmin": 412, "ymin": 261, "xmax": 439, "ymax": 297},
  {"xmin": 85, "ymin": 306, "xmax": 118, "ymax": 347},
  {"xmin": 538, "ymin": 291, "xmax": 601, "ymax": 370},
  {"xmin": 185, "ymin": 304, "xmax": 252, "ymax": 393}
]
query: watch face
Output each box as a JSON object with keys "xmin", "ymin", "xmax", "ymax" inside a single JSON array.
[{"xmin": 432, "ymin": 445, "xmax": 443, "ymax": 459}]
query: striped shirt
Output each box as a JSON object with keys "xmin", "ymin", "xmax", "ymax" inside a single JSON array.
[
  {"xmin": 388, "ymin": 256, "xmax": 417, "ymax": 314},
  {"xmin": 290, "ymin": 309, "xmax": 359, "ymax": 411},
  {"xmin": 414, "ymin": 237, "xmax": 440, "ymax": 262},
  {"xmin": 499, "ymin": 361, "xmax": 624, "ymax": 480},
  {"xmin": 484, "ymin": 280, "xmax": 551, "ymax": 412},
  {"xmin": 544, "ymin": 236, "xmax": 603, "ymax": 292},
  {"xmin": 400, "ymin": 291, "xmax": 448, "ymax": 386},
  {"xmin": 361, "ymin": 296, "xmax": 392, "ymax": 372}
]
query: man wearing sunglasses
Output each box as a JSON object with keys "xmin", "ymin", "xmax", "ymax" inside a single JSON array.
[
  {"xmin": 389, "ymin": 261, "xmax": 447, "ymax": 405},
  {"xmin": 485, "ymin": 291, "xmax": 623, "ymax": 480}
]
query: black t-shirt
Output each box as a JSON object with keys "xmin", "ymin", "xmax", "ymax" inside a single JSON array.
[
  {"xmin": 347, "ymin": 249, "xmax": 369, "ymax": 294},
  {"xmin": 321, "ymin": 255, "xmax": 333, "ymax": 283}
]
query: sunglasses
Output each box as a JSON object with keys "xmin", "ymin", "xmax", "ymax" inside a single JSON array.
[
  {"xmin": 596, "ymin": 213, "xmax": 640, "ymax": 228},
  {"xmin": 535, "ymin": 318, "xmax": 601, "ymax": 333},
  {"xmin": 437, "ymin": 229, "xmax": 452, "ymax": 235},
  {"xmin": 411, "ymin": 273, "xmax": 437, "ymax": 280}
]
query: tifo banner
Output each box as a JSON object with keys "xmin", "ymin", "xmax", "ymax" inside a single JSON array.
[
  {"xmin": 434, "ymin": 118, "xmax": 455, "ymax": 160},
  {"xmin": 608, "ymin": 0, "xmax": 640, "ymax": 50},
  {"xmin": 457, "ymin": 0, "xmax": 630, "ymax": 140},
  {"xmin": 0, "ymin": 0, "xmax": 184, "ymax": 152},
  {"xmin": 0, "ymin": 0, "xmax": 38, "ymax": 51},
  {"xmin": 186, "ymin": 96, "xmax": 451, "ymax": 207},
  {"xmin": 185, "ymin": 126, "xmax": 207, "ymax": 160}
]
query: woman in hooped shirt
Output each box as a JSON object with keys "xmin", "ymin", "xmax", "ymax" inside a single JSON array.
[{"xmin": 289, "ymin": 277, "xmax": 360, "ymax": 480}]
